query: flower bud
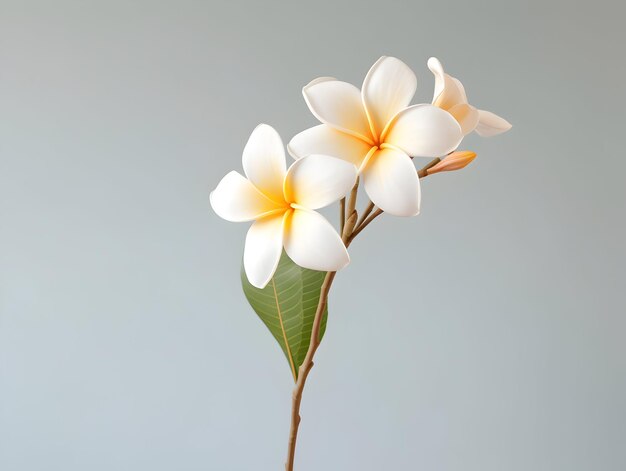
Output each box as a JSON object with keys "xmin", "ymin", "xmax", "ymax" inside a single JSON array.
[{"xmin": 426, "ymin": 151, "xmax": 477, "ymax": 175}]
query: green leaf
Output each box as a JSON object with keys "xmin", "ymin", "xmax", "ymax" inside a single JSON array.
[{"xmin": 241, "ymin": 252, "xmax": 328, "ymax": 381}]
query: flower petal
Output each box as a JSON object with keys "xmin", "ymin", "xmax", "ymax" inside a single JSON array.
[
  {"xmin": 306, "ymin": 76, "xmax": 337, "ymax": 86},
  {"xmin": 475, "ymin": 110, "xmax": 512, "ymax": 137},
  {"xmin": 427, "ymin": 57, "xmax": 467, "ymax": 110},
  {"xmin": 288, "ymin": 124, "xmax": 372, "ymax": 167},
  {"xmin": 284, "ymin": 154, "xmax": 357, "ymax": 209},
  {"xmin": 362, "ymin": 148, "xmax": 420, "ymax": 217},
  {"xmin": 362, "ymin": 56, "xmax": 417, "ymax": 139},
  {"xmin": 302, "ymin": 78, "xmax": 373, "ymax": 144},
  {"xmin": 210, "ymin": 171, "xmax": 282, "ymax": 222},
  {"xmin": 448, "ymin": 103, "xmax": 480, "ymax": 135},
  {"xmin": 384, "ymin": 104, "xmax": 463, "ymax": 158},
  {"xmin": 242, "ymin": 124, "xmax": 286, "ymax": 202},
  {"xmin": 284, "ymin": 209, "xmax": 349, "ymax": 271},
  {"xmin": 243, "ymin": 212, "xmax": 286, "ymax": 288},
  {"xmin": 429, "ymin": 57, "xmax": 446, "ymax": 102}
]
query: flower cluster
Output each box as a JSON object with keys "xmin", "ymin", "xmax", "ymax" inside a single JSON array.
[{"xmin": 211, "ymin": 56, "xmax": 511, "ymax": 288}]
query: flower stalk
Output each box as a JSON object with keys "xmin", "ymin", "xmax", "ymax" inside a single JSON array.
[
  {"xmin": 284, "ymin": 270, "xmax": 336, "ymax": 471},
  {"xmin": 285, "ymin": 158, "xmax": 438, "ymax": 470}
]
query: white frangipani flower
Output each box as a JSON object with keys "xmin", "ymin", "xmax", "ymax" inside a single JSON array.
[
  {"xmin": 288, "ymin": 56, "xmax": 463, "ymax": 217},
  {"xmin": 210, "ymin": 124, "xmax": 356, "ymax": 289},
  {"xmin": 427, "ymin": 57, "xmax": 512, "ymax": 137}
]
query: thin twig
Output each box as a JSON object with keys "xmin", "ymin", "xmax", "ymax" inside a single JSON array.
[
  {"xmin": 339, "ymin": 198, "xmax": 346, "ymax": 235},
  {"xmin": 285, "ymin": 157, "xmax": 442, "ymax": 470},
  {"xmin": 346, "ymin": 177, "xmax": 359, "ymax": 219},
  {"xmin": 349, "ymin": 207, "xmax": 382, "ymax": 240},
  {"xmin": 356, "ymin": 201, "xmax": 375, "ymax": 229},
  {"xmin": 417, "ymin": 157, "xmax": 441, "ymax": 178},
  {"xmin": 285, "ymin": 177, "xmax": 360, "ymax": 471},
  {"xmin": 285, "ymin": 271, "xmax": 336, "ymax": 471},
  {"xmin": 342, "ymin": 210, "xmax": 358, "ymax": 241}
]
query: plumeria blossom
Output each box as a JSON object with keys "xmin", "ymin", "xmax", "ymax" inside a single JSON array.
[
  {"xmin": 428, "ymin": 57, "xmax": 512, "ymax": 137},
  {"xmin": 210, "ymin": 124, "xmax": 357, "ymax": 289},
  {"xmin": 288, "ymin": 56, "xmax": 463, "ymax": 217}
]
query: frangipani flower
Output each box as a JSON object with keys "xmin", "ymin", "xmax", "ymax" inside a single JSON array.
[
  {"xmin": 289, "ymin": 56, "xmax": 463, "ymax": 217},
  {"xmin": 210, "ymin": 124, "xmax": 357, "ymax": 289},
  {"xmin": 428, "ymin": 57, "xmax": 512, "ymax": 137}
]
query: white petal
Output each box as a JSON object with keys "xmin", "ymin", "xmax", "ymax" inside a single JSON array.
[
  {"xmin": 244, "ymin": 213, "xmax": 286, "ymax": 288},
  {"xmin": 284, "ymin": 155, "xmax": 357, "ymax": 209},
  {"xmin": 306, "ymin": 76, "xmax": 337, "ymax": 86},
  {"xmin": 427, "ymin": 57, "xmax": 467, "ymax": 110},
  {"xmin": 210, "ymin": 171, "xmax": 282, "ymax": 222},
  {"xmin": 362, "ymin": 56, "xmax": 417, "ymax": 139},
  {"xmin": 242, "ymin": 124, "xmax": 286, "ymax": 202},
  {"xmin": 475, "ymin": 110, "xmax": 512, "ymax": 137},
  {"xmin": 288, "ymin": 124, "xmax": 372, "ymax": 167},
  {"xmin": 384, "ymin": 104, "xmax": 463, "ymax": 158},
  {"xmin": 284, "ymin": 209, "xmax": 349, "ymax": 271},
  {"xmin": 302, "ymin": 78, "xmax": 373, "ymax": 143},
  {"xmin": 450, "ymin": 76, "xmax": 468, "ymax": 103},
  {"xmin": 362, "ymin": 148, "xmax": 420, "ymax": 217},
  {"xmin": 428, "ymin": 57, "xmax": 446, "ymax": 102},
  {"xmin": 448, "ymin": 103, "xmax": 480, "ymax": 135}
]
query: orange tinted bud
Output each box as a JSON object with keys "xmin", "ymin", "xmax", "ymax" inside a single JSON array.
[{"xmin": 426, "ymin": 151, "xmax": 477, "ymax": 175}]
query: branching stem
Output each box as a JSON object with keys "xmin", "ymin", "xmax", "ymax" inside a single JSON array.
[
  {"xmin": 285, "ymin": 158, "xmax": 441, "ymax": 470},
  {"xmin": 356, "ymin": 201, "xmax": 375, "ymax": 228},
  {"xmin": 350, "ymin": 207, "xmax": 382, "ymax": 240}
]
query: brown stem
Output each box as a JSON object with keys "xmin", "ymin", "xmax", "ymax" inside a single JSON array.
[
  {"xmin": 356, "ymin": 201, "xmax": 375, "ymax": 229},
  {"xmin": 350, "ymin": 207, "xmax": 382, "ymax": 240},
  {"xmin": 285, "ymin": 159, "xmax": 438, "ymax": 469},
  {"xmin": 285, "ymin": 179, "xmax": 360, "ymax": 471},
  {"xmin": 417, "ymin": 157, "xmax": 441, "ymax": 178},
  {"xmin": 339, "ymin": 197, "xmax": 346, "ymax": 235},
  {"xmin": 342, "ymin": 210, "xmax": 358, "ymax": 241},
  {"xmin": 285, "ymin": 270, "xmax": 336, "ymax": 471},
  {"xmin": 346, "ymin": 177, "xmax": 359, "ymax": 219}
]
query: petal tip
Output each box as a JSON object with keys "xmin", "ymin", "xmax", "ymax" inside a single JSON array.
[
  {"xmin": 338, "ymin": 249, "xmax": 350, "ymax": 270},
  {"xmin": 248, "ymin": 123, "xmax": 280, "ymax": 142},
  {"xmin": 248, "ymin": 275, "xmax": 270, "ymax": 290},
  {"xmin": 286, "ymin": 141, "xmax": 300, "ymax": 160},
  {"xmin": 302, "ymin": 76, "xmax": 336, "ymax": 94},
  {"xmin": 427, "ymin": 57, "xmax": 443, "ymax": 73},
  {"xmin": 329, "ymin": 243, "xmax": 350, "ymax": 271},
  {"xmin": 476, "ymin": 110, "xmax": 513, "ymax": 137},
  {"xmin": 253, "ymin": 122, "xmax": 271, "ymax": 131}
]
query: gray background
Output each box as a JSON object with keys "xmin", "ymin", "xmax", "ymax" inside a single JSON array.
[{"xmin": 1, "ymin": 0, "xmax": 625, "ymax": 470}]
